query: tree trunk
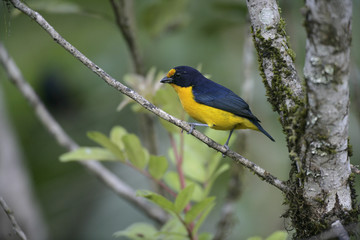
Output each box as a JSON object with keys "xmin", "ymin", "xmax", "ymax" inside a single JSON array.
[
  {"xmin": 247, "ymin": 0, "xmax": 357, "ymax": 238},
  {"xmin": 297, "ymin": 0, "xmax": 355, "ymax": 236}
]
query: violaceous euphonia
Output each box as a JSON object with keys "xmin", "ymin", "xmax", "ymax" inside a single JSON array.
[{"xmin": 160, "ymin": 66, "xmax": 275, "ymax": 150}]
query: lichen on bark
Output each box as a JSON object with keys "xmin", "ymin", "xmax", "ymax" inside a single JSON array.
[{"xmin": 247, "ymin": 0, "xmax": 357, "ymax": 238}]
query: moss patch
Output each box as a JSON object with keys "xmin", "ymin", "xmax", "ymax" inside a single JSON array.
[{"xmin": 251, "ymin": 11, "xmax": 359, "ymax": 238}]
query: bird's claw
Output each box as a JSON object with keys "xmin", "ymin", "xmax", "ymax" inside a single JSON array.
[
  {"xmin": 188, "ymin": 124, "xmax": 195, "ymax": 134},
  {"xmin": 182, "ymin": 124, "xmax": 195, "ymax": 134},
  {"xmin": 222, "ymin": 144, "xmax": 230, "ymax": 157}
]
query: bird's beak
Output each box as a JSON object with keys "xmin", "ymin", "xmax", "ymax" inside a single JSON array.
[{"xmin": 160, "ymin": 76, "xmax": 173, "ymax": 84}]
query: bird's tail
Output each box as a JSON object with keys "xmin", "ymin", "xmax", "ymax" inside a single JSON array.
[{"xmin": 250, "ymin": 120, "xmax": 275, "ymax": 142}]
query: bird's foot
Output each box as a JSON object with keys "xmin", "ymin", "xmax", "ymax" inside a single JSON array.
[
  {"xmin": 188, "ymin": 124, "xmax": 195, "ymax": 134},
  {"xmin": 181, "ymin": 123, "xmax": 196, "ymax": 134},
  {"xmin": 182, "ymin": 123, "xmax": 208, "ymax": 134},
  {"xmin": 222, "ymin": 144, "xmax": 230, "ymax": 157}
]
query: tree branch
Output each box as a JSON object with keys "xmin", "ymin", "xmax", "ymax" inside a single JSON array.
[
  {"xmin": 246, "ymin": 0, "xmax": 304, "ymax": 117},
  {"xmin": 246, "ymin": 0, "xmax": 306, "ymax": 176},
  {"xmin": 109, "ymin": 0, "xmax": 158, "ymax": 156},
  {"xmin": 0, "ymin": 83, "xmax": 48, "ymax": 240},
  {"xmin": 109, "ymin": 0, "xmax": 143, "ymax": 75},
  {"xmin": 0, "ymin": 42, "xmax": 168, "ymax": 224},
  {"xmin": 7, "ymin": 0, "xmax": 288, "ymax": 193},
  {"xmin": 0, "ymin": 197, "xmax": 28, "ymax": 240}
]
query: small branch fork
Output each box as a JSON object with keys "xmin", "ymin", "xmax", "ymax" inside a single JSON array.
[{"xmin": 6, "ymin": 0, "xmax": 288, "ymax": 193}]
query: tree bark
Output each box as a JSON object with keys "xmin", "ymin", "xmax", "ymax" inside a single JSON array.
[
  {"xmin": 299, "ymin": 0, "xmax": 355, "ymax": 236},
  {"xmin": 246, "ymin": 0, "xmax": 306, "ymax": 174},
  {"xmin": 247, "ymin": 0, "xmax": 357, "ymax": 238}
]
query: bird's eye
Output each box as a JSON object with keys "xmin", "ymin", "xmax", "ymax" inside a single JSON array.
[{"xmin": 175, "ymin": 72, "xmax": 181, "ymax": 77}]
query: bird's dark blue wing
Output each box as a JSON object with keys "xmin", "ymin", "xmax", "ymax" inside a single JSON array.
[{"xmin": 192, "ymin": 79, "xmax": 260, "ymax": 122}]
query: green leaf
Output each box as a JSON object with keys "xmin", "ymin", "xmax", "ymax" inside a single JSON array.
[
  {"xmin": 164, "ymin": 171, "xmax": 205, "ymax": 202},
  {"xmin": 182, "ymin": 152, "xmax": 207, "ymax": 182},
  {"xmin": 210, "ymin": 164, "xmax": 229, "ymax": 183},
  {"xmin": 164, "ymin": 171, "xmax": 181, "ymax": 191},
  {"xmin": 148, "ymin": 155, "xmax": 168, "ymax": 180},
  {"xmin": 113, "ymin": 222, "xmax": 157, "ymax": 239},
  {"xmin": 174, "ymin": 184, "xmax": 195, "ymax": 214},
  {"xmin": 87, "ymin": 131, "xmax": 125, "ymax": 161},
  {"xmin": 159, "ymin": 217, "xmax": 187, "ymax": 240},
  {"xmin": 60, "ymin": 147, "xmax": 118, "ymax": 162},
  {"xmin": 122, "ymin": 134, "xmax": 149, "ymax": 169},
  {"xmin": 110, "ymin": 126, "xmax": 127, "ymax": 150},
  {"xmin": 137, "ymin": 190, "xmax": 176, "ymax": 213},
  {"xmin": 193, "ymin": 200, "xmax": 215, "ymax": 234},
  {"xmin": 204, "ymin": 163, "xmax": 229, "ymax": 196},
  {"xmin": 206, "ymin": 153, "xmax": 222, "ymax": 178},
  {"xmin": 184, "ymin": 197, "xmax": 215, "ymax": 224},
  {"xmin": 265, "ymin": 231, "xmax": 288, "ymax": 240},
  {"xmin": 198, "ymin": 232, "xmax": 213, "ymax": 240},
  {"xmin": 181, "ymin": 131, "xmax": 212, "ymax": 166}
]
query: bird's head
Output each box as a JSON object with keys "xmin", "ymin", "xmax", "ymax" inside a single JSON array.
[{"xmin": 160, "ymin": 66, "xmax": 201, "ymax": 87}]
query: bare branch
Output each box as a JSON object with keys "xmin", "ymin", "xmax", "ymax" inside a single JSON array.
[
  {"xmin": 0, "ymin": 197, "xmax": 28, "ymax": 240},
  {"xmin": 7, "ymin": 0, "xmax": 288, "ymax": 193},
  {"xmin": 0, "ymin": 42, "xmax": 168, "ymax": 224},
  {"xmin": 109, "ymin": 0, "xmax": 143, "ymax": 75},
  {"xmin": 0, "ymin": 84, "xmax": 48, "ymax": 240}
]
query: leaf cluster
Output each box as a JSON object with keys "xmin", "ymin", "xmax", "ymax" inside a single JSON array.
[{"xmin": 60, "ymin": 123, "xmax": 228, "ymax": 239}]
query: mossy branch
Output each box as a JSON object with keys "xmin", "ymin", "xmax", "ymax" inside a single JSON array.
[
  {"xmin": 246, "ymin": 0, "xmax": 306, "ymax": 180},
  {"xmin": 247, "ymin": 0, "xmax": 356, "ymax": 238},
  {"xmin": 7, "ymin": 0, "xmax": 289, "ymax": 193}
]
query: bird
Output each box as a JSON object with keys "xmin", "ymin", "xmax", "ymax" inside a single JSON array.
[{"xmin": 160, "ymin": 66, "xmax": 275, "ymax": 150}]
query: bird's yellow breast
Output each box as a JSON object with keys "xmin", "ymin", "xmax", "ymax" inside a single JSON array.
[{"xmin": 170, "ymin": 84, "xmax": 258, "ymax": 131}]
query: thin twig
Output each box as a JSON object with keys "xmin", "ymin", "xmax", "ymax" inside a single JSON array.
[
  {"xmin": 7, "ymin": 0, "xmax": 289, "ymax": 193},
  {"xmin": 109, "ymin": 0, "xmax": 143, "ymax": 75},
  {"xmin": 123, "ymin": 161, "xmax": 177, "ymax": 197},
  {"xmin": 109, "ymin": 0, "xmax": 158, "ymax": 157},
  {"xmin": 169, "ymin": 134, "xmax": 186, "ymax": 190},
  {"xmin": 169, "ymin": 133, "xmax": 195, "ymax": 237},
  {"xmin": 0, "ymin": 42, "xmax": 168, "ymax": 224},
  {"xmin": 0, "ymin": 197, "xmax": 28, "ymax": 240}
]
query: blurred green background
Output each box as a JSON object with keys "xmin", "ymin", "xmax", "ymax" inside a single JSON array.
[{"xmin": 0, "ymin": 0, "xmax": 359, "ymax": 239}]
